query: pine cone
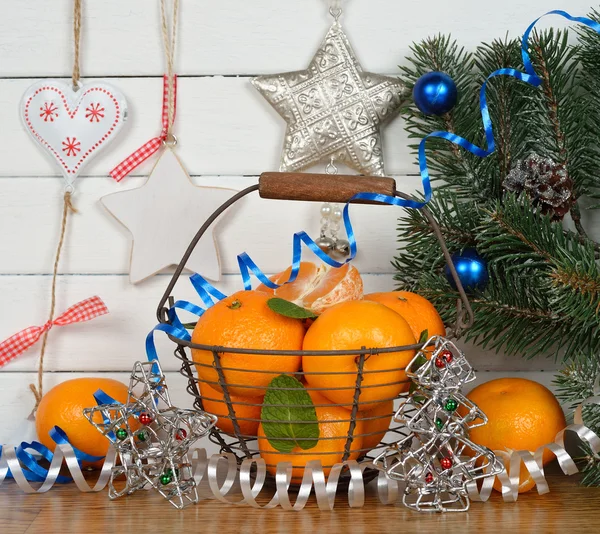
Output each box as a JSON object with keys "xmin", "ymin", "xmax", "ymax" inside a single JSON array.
[{"xmin": 503, "ymin": 154, "xmax": 574, "ymax": 220}]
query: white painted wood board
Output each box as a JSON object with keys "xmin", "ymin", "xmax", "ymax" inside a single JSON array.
[
  {"xmin": 0, "ymin": 1, "xmax": 593, "ymax": 76},
  {"xmin": 0, "ymin": 175, "xmax": 425, "ymax": 275}
]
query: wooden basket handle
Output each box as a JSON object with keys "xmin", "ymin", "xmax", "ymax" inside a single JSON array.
[{"xmin": 259, "ymin": 172, "xmax": 396, "ymax": 204}]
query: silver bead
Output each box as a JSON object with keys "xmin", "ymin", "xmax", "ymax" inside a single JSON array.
[
  {"xmin": 320, "ymin": 203, "xmax": 333, "ymax": 218},
  {"xmin": 331, "ymin": 206, "xmax": 343, "ymax": 221},
  {"xmin": 334, "ymin": 239, "xmax": 350, "ymax": 257},
  {"xmin": 316, "ymin": 236, "xmax": 335, "ymax": 252}
]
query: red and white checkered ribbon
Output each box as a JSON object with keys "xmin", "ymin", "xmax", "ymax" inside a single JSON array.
[
  {"xmin": 0, "ymin": 296, "xmax": 109, "ymax": 368},
  {"xmin": 109, "ymin": 75, "xmax": 178, "ymax": 182}
]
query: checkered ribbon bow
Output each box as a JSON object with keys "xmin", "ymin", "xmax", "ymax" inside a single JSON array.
[
  {"xmin": 109, "ymin": 75, "xmax": 178, "ymax": 182},
  {"xmin": 0, "ymin": 296, "xmax": 109, "ymax": 368}
]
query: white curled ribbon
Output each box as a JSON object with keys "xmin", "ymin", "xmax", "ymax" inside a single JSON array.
[
  {"xmin": 0, "ymin": 442, "xmax": 117, "ymax": 494},
  {"xmin": 189, "ymin": 449, "xmax": 396, "ymax": 511},
  {"xmin": 1, "ymin": 394, "xmax": 599, "ymax": 509}
]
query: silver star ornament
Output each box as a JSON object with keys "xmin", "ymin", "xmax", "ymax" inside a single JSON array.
[{"xmin": 252, "ymin": 22, "xmax": 408, "ymax": 176}]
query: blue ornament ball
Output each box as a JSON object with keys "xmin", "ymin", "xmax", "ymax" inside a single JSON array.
[
  {"xmin": 444, "ymin": 248, "xmax": 489, "ymax": 292},
  {"xmin": 413, "ymin": 71, "xmax": 458, "ymax": 116}
]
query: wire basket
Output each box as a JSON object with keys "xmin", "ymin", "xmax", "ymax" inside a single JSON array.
[{"xmin": 156, "ymin": 172, "xmax": 473, "ymax": 484}]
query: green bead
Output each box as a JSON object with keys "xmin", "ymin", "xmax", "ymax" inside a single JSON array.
[
  {"xmin": 115, "ymin": 428, "xmax": 128, "ymax": 440},
  {"xmin": 444, "ymin": 398, "xmax": 458, "ymax": 412},
  {"xmin": 435, "ymin": 417, "xmax": 444, "ymax": 430},
  {"xmin": 160, "ymin": 473, "xmax": 172, "ymax": 486},
  {"xmin": 166, "ymin": 468, "xmax": 180, "ymax": 478},
  {"xmin": 136, "ymin": 431, "xmax": 147, "ymax": 442}
]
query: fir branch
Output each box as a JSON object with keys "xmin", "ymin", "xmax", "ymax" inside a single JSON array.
[{"xmin": 395, "ymin": 18, "xmax": 600, "ymax": 485}]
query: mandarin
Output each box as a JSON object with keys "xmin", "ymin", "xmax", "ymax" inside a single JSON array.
[
  {"xmin": 302, "ymin": 300, "xmax": 416, "ymax": 409},
  {"xmin": 198, "ymin": 380, "xmax": 262, "ymax": 437},
  {"xmin": 364, "ymin": 291, "xmax": 445, "ymax": 341},
  {"xmin": 464, "ymin": 378, "xmax": 566, "ymax": 493},
  {"xmin": 36, "ymin": 378, "xmax": 132, "ymax": 466},
  {"xmin": 191, "ymin": 290, "xmax": 305, "ymax": 397},
  {"xmin": 257, "ymin": 262, "xmax": 363, "ymax": 314},
  {"xmin": 358, "ymin": 399, "xmax": 394, "ymax": 452},
  {"xmin": 257, "ymin": 390, "xmax": 363, "ymax": 482}
]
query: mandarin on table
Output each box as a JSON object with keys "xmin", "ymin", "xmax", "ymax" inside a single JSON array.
[
  {"xmin": 198, "ymin": 380, "xmax": 262, "ymax": 437},
  {"xmin": 191, "ymin": 290, "xmax": 305, "ymax": 397},
  {"xmin": 464, "ymin": 377, "xmax": 567, "ymax": 493},
  {"xmin": 257, "ymin": 389, "xmax": 364, "ymax": 482},
  {"xmin": 36, "ymin": 377, "xmax": 133, "ymax": 467},
  {"xmin": 364, "ymin": 291, "xmax": 445, "ymax": 340},
  {"xmin": 257, "ymin": 261, "xmax": 363, "ymax": 314},
  {"xmin": 302, "ymin": 300, "xmax": 416, "ymax": 409}
]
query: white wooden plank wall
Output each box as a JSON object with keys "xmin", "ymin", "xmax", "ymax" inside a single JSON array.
[{"xmin": 0, "ymin": 0, "xmax": 597, "ymax": 446}]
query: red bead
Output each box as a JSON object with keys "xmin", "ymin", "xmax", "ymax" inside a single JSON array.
[
  {"xmin": 425, "ymin": 472, "xmax": 434, "ymax": 484},
  {"xmin": 440, "ymin": 457, "xmax": 453, "ymax": 470},
  {"xmin": 441, "ymin": 350, "xmax": 454, "ymax": 364},
  {"xmin": 434, "ymin": 356, "xmax": 446, "ymax": 368},
  {"xmin": 138, "ymin": 412, "xmax": 153, "ymax": 426},
  {"xmin": 176, "ymin": 428, "xmax": 187, "ymax": 441}
]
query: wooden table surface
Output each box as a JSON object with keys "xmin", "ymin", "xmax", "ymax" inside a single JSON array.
[{"xmin": 2, "ymin": 470, "xmax": 598, "ymax": 534}]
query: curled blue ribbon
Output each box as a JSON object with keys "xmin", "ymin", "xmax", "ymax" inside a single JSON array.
[{"xmin": 2, "ymin": 426, "xmax": 104, "ymax": 483}]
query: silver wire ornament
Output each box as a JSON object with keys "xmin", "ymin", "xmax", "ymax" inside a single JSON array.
[
  {"xmin": 84, "ymin": 361, "xmax": 217, "ymax": 509},
  {"xmin": 373, "ymin": 337, "xmax": 503, "ymax": 513},
  {"xmin": 252, "ymin": 17, "xmax": 408, "ymax": 176}
]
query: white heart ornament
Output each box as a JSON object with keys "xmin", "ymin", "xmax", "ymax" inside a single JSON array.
[{"xmin": 20, "ymin": 80, "xmax": 127, "ymax": 183}]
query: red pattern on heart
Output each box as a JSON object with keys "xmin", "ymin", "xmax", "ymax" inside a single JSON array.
[{"xmin": 23, "ymin": 83, "xmax": 125, "ymax": 179}]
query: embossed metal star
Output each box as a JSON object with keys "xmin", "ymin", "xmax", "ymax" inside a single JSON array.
[{"xmin": 252, "ymin": 22, "xmax": 408, "ymax": 176}]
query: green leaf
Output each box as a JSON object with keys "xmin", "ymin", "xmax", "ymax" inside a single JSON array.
[
  {"xmin": 418, "ymin": 329, "xmax": 429, "ymax": 344},
  {"xmin": 267, "ymin": 298, "xmax": 318, "ymax": 320},
  {"xmin": 261, "ymin": 375, "xmax": 319, "ymax": 453},
  {"xmin": 411, "ymin": 353, "xmax": 428, "ymax": 373}
]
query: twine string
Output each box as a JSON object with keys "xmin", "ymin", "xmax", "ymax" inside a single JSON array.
[
  {"xmin": 160, "ymin": 0, "xmax": 179, "ymax": 137},
  {"xmin": 29, "ymin": 192, "xmax": 78, "ymax": 416},
  {"xmin": 72, "ymin": 0, "xmax": 82, "ymax": 89}
]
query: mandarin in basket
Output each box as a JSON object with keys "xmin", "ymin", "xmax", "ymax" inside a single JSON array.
[
  {"xmin": 463, "ymin": 378, "xmax": 567, "ymax": 493},
  {"xmin": 198, "ymin": 380, "xmax": 262, "ymax": 437},
  {"xmin": 191, "ymin": 290, "xmax": 305, "ymax": 397},
  {"xmin": 358, "ymin": 399, "xmax": 394, "ymax": 452},
  {"xmin": 36, "ymin": 377, "xmax": 133, "ymax": 467},
  {"xmin": 257, "ymin": 390, "xmax": 364, "ymax": 482},
  {"xmin": 256, "ymin": 261, "xmax": 363, "ymax": 314},
  {"xmin": 302, "ymin": 300, "xmax": 416, "ymax": 409},
  {"xmin": 364, "ymin": 291, "xmax": 445, "ymax": 340}
]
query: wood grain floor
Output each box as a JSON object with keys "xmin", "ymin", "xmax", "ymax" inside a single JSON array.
[{"xmin": 2, "ymin": 470, "xmax": 599, "ymax": 534}]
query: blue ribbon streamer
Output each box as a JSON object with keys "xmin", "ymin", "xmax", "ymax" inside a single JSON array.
[{"xmin": 2, "ymin": 426, "xmax": 104, "ymax": 483}]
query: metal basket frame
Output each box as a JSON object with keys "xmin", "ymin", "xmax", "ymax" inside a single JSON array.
[{"xmin": 156, "ymin": 175, "xmax": 474, "ymax": 474}]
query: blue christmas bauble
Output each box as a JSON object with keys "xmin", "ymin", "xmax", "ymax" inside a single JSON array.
[
  {"xmin": 413, "ymin": 71, "xmax": 458, "ymax": 116},
  {"xmin": 444, "ymin": 248, "xmax": 489, "ymax": 292}
]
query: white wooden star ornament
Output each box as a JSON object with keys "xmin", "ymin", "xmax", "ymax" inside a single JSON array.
[
  {"xmin": 252, "ymin": 20, "xmax": 408, "ymax": 176},
  {"xmin": 101, "ymin": 148, "xmax": 236, "ymax": 284}
]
